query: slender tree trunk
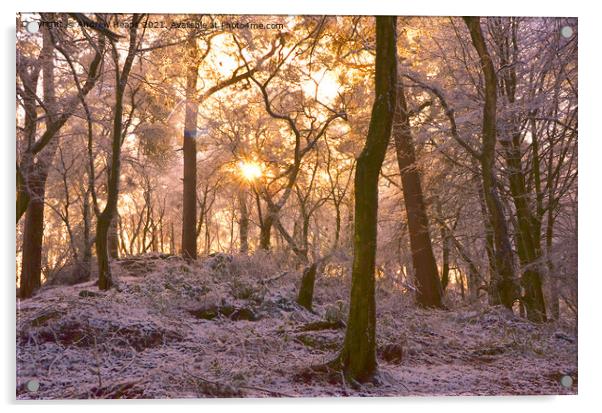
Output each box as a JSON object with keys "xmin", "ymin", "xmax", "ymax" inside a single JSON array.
[
  {"xmin": 338, "ymin": 16, "xmax": 397, "ymax": 384},
  {"xmin": 238, "ymin": 188, "xmax": 249, "ymax": 253},
  {"xmin": 97, "ymin": 18, "xmax": 140, "ymax": 290},
  {"xmin": 503, "ymin": 138, "xmax": 547, "ymax": 322},
  {"xmin": 96, "ymin": 110, "xmax": 122, "ymax": 290},
  {"xmin": 159, "ymin": 221, "xmax": 164, "ymax": 252},
  {"xmin": 447, "ymin": 231, "xmax": 482, "ymax": 302},
  {"xmin": 456, "ymin": 270, "xmax": 465, "ymax": 300},
  {"xmin": 333, "ymin": 202, "xmax": 341, "ymax": 249},
  {"xmin": 81, "ymin": 188, "xmax": 92, "ymax": 281},
  {"xmin": 393, "ymin": 75, "xmax": 443, "ymax": 308},
  {"xmin": 170, "ymin": 221, "xmax": 175, "ymax": 255},
  {"xmin": 492, "ymin": 18, "xmax": 547, "ymax": 322},
  {"xmin": 463, "ymin": 17, "xmax": 518, "ymax": 309},
  {"xmin": 181, "ymin": 40, "xmax": 200, "ymax": 259},
  {"xmin": 546, "ymin": 210, "xmax": 559, "ymax": 319}
]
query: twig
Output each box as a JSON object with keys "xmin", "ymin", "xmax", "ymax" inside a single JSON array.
[
  {"xmin": 260, "ymin": 271, "xmax": 288, "ymax": 285},
  {"xmin": 183, "ymin": 367, "xmax": 294, "ymax": 398}
]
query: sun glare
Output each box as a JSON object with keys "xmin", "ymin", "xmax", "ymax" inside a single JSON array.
[
  {"xmin": 302, "ymin": 70, "xmax": 341, "ymax": 104},
  {"xmin": 238, "ymin": 161, "xmax": 263, "ymax": 181}
]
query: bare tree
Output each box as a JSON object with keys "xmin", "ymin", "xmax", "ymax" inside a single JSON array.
[{"xmin": 338, "ymin": 16, "xmax": 397, "ymax": 383}]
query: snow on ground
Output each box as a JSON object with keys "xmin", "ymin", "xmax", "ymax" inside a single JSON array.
[{"xmin": 16, "ymin": 253, "xmax": 577, "ymax": 399}]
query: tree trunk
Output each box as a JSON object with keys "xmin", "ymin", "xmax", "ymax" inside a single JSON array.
[
  {"xmin": 457, "ymin": 270, "xmax": 465, "ymax": 300},
  {"xmin": 393, "ymin": 72, "xmax": 443, "ymax": 308},
  {"xmin": 238, "ymin": 189, "xmax": 249, "ymax": 253},
  {"xmin": 492, "ymin": 17, "xmax": 547, "ymax": 323},
  {"xmin": 19, "ymin": 184, "xmax": 46, "ymax": 298},
  {"xmin": 546, "ymin": 209, "xmax": 559, "ymax": 319},
  {"xmin": 463, "ymin": 17, "xmax": 518, "ymax": 310},
  {"xmin": 170, "ymin": 221, "xmax": 176, "ymax": 255},
  {"xmin": 181, "ymin": 40, "xmax": 200, "ymax": 259},
  {"xmin": 19, "ymin": 26, "xmax": 57, "ymax": 299},
  {"xmin": 259, "ymin": 213, "xmax": 274, "ymax": 250},
  {"xmin": 333, "ymin": 203, "xmax": 341, "ymax": 249},
  {"xmin": 476, "ymin": 174, "xmax": 497, "ymax": 282},
  {"xmin": 504, "ymin": 137, "xmax": 547, "ymax": 322},
  {"xmin": 96, "ymin": 214, "xmax": 111, "ymax": 290},
  {"xmin": 109, "ymin": 214, "xmax": 119, "ymax": 259},
  {"xmin": 440, "ymin": 225, "xmax": 451, "ymax": 292},
  {"xmin": 97, "ymin": 18, "xmax": 140, "ymax": 290},
  {"xmin": 81, "ymin": 189, "xmax": 92, "ymax": 281},
  {"xmin": 16, "ymin": 166, "xmax": 30, "ymax": 224},
  {"xmin": 297, "ymin": 262, "xmax": 317, "ymax": 311},
  {"xmin": 338, "ymin": 16, "xmax": 397, "ymax": 384}
]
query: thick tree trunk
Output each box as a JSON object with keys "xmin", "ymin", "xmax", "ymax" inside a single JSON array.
[
  {"xmin": 338, "ymin": 16, "xmax": 397, "ymax": 384},
  {"xmin": 181, "ymin": 43, "xmax": 200, "ymax": 259},
  {"xmin": 463, "ymin": 17, "xmax": 518, "ymax": 310},
  {"xmin": 393, "ymin": 75, "xmax": 443, "ymax": 308},
  {"xmin": 96, "ymin": 214, "xmax": 111, "ymax": 290},
  {"xmin": 19, "ymin": 185, "xmax": 45, "ymax": 298},
  {"xmin": 476, "ymin": 175, "xmax": 497, "ymax": 282},
  {"xmin": 297, "ymin": 262, "xmax": 317, "ymax": 311},
  {"xmin": 440, "ymin": 226, "xmax": 451, "ymax": 292},
  {"xmin": 259, "ymin": 213, "xmax": 274, "ymax": 250},
  {"xmin": 16, "ymin": 166, "xmax": 30, "ymax": 224},
  {"xmin": 19, "ymin": 26, "xmax": 57, "ymax": 299},
  {"xmin": 109, "ymin": 215, "xmax": 119, "ymax": 259}
]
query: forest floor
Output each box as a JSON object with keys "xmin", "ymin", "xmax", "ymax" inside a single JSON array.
[{"xmin": 16, "ymin": 253, "xmax": 578, "ymax": 399}]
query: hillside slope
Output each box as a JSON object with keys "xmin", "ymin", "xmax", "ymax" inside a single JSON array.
[{"xmin": 16, "ymin": 254, "xmax": 577, "ymax": 399}]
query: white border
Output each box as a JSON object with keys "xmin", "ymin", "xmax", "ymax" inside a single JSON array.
[{"xmin": 2, "ymin": 1, "xmax": 600, "ymax": 412}]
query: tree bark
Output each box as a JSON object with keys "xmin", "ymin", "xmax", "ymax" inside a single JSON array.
[
  {"xmin": 338, "ymin": 16, "xmax": 397, "ymax": 384},
  {"xmin": 181, "ymin": 39, "xmax": 200, "ymax": 259},
  {"xmin": 19, "ymin": 26, "xmax": 57, "ymax": 299},
  {"xmin": 297, "ymin": 262, "xmax": 317, "ymax": 311},
  {"xmin": 463, "ymin": 17, "xmax": 519, "ymax": 309},
  {"xmin": 238, "ymin": 189, "xmax": 249, "ymax": 253},
  {"xmin": 19, "ymin": 183, "xmax": 46, "ymax": 298},
  {"xmin": 96, "ymin": 17, "xmax": 140, "ymax": 290},
  {"xmin": 108, "ymin": 214, "xmax": 119, "ymax": 259},
  {"xmin": 546, "ymin": 210, "xmax": 559, "ymax": 319},
  {"xmin": 393, "ymin": 70, "xmax": 443, "ymax": 308},
  {"xmin": 259, "ymin": 212, "xmax": 274, "ymax": 251},
  {"xmin": 492, "ymin": 17, "xmax": 547, "ymax": 322}
]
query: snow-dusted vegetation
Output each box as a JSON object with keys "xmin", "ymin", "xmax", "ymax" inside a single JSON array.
[
  {"xmin": 17, "ymin": 253, "xmax": 577, "ymax": 398},
  {"xmin": 16, "ymin": 14, "xmax": 577, "ymax": 398}
]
